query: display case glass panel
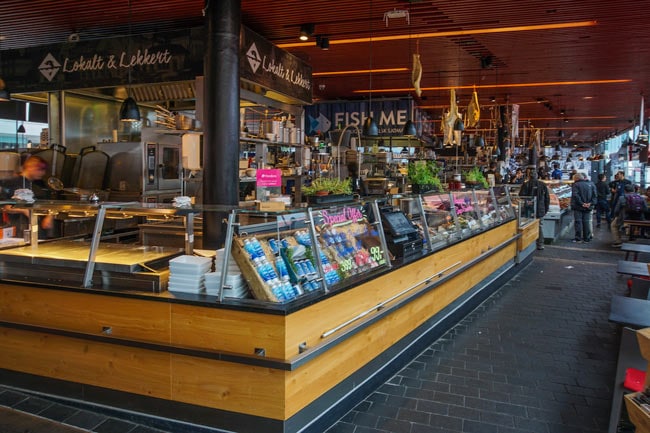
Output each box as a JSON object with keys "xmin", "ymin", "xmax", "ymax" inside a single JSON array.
[
  {"xmin": 420, "ymin": 192, "xmax": 461, "ymax": 248},
  {"xmin": 310, "ymin": 203, "xmax": 389, "ymax": 289},
  {"xmin": 516, "ymin": 195, "xmax": 537, "ymax": 226},
  {"xmin": 449, "ymin": 190, "xmax": 482, "ymax": 236}
]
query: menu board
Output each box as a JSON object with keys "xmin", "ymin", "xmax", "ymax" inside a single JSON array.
[{"xmin": 312, "ymin": 204, "xmax": 388, "ymax": 285}]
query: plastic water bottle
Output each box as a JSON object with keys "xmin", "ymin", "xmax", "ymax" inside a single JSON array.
[
  {"xmin": 251, "ymin": 237, "xmax": 265, "ymax": 259},
  {"xmin": 243, "ymin": 239, "xmax": 257, "ymax": 259},
  {"xmin": 276, "ymin": 257, "xmax": 289, "ymax": 280},
  {"xmin": 304, "ymin": 260, "xmax": 317, "ymax": 275},
  {"xmin": 268, "ymin": 238, "xmax": 279, "ymax": 255}
]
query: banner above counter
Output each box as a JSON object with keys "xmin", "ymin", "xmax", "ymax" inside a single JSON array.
[
  {"xmin": 3, "ymin": 26, "xmax": 312, "ymax": 104},
  {"xmin": 305, "ymin": 99, "xmax": 432, "ymax": 137}
]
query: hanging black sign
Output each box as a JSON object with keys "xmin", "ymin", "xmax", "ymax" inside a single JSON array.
[
  {"xmin": 2, "ymin": 26, "xmax": 312, "ymax": 104},
  {"xmin": 239, "ymin": 27, "xmax": 312, "ymax": 104},
  {"xmin": 3, "ymin": 28, "xmax": 205, "ymax": 94}
]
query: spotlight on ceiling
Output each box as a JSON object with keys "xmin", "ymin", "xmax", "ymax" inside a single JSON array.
[
  {"xmin": 316, "ymin": 35, "xmax": 329, "ymax": 50},
  {"xmin": 299, "ymin": 23, "xmax": 315, "ymax": 41}
]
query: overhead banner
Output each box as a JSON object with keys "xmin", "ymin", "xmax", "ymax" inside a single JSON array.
[
  {"xmin": 239, "ymin": 27, "xmax": 312, "ymax": 104},
  {"xmin": 3, "ymin": 28, "xmax": 205, "ymax": 93},
  {"xmin": 3, "ymin": 25, "xmax": 313, "ymax": 104},
  {"xmin": 305, "ymin": 99, "xmax": 418, "ymax": 137}
]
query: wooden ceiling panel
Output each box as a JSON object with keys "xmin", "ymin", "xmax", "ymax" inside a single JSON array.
[{"xmin": 0, "ymin": 0, "xmax": 646, "ymax": 143}]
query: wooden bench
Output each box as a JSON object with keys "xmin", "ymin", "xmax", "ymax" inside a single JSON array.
[
  {"xmin": 617, "ymin": 260, "xmax": 650, "ymax": 278},
  {"xmin": 621, "ymin": 243, "xmax": 650, "ymax": 261},
  {"xmin": 623, "ymin": 220, "xmax": 650, "ymax": 241}
]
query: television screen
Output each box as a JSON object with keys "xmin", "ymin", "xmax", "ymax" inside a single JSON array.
[{"xmin": 382, "ymin": 211, "xmax": 417, "ymax": 237}]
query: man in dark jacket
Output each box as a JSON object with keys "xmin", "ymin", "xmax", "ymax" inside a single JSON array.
[
  {"xmin": 594, "ymin": 173, "xmax": 611, "ymax": 227},
  {"xmin": 519, "ymin": 170, "xmax": 550, "ymax": 250},
  {"xmin": 611, "ymin": 183, "xmax": 649, "ymax": 247},
  {"xmin": 571, "ymin": 172, "xmax": 597, "ymax": 243}
]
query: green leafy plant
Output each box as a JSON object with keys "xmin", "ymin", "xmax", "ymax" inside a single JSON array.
[
  {"xmin": 303, "ymin": 177, "xmax": 352, "ymax": 196},
  {"xmin": 408, "ymin": 161, "xmax": 443, "ymax": 192},
  {"xmin": 463, "ymin": 166, "xmax": 489, "ymax": 188}
]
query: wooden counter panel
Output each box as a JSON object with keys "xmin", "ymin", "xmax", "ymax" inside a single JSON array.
[
  {"xmin": 283, "ymin": 244, "xmax": 516, "ymax": 417},
  {"xmin": 170, "ymin": 354, "xmax": 286, "ymax": 419},
  {"xmin": 0, "ymin": 326, "xmax": 171, "ymax": 398},
  {"xmin": 283, "ymin": 221, "xmax": 518, "ymax": 359},
  {"xmin": 170, "ymin": 305, "xmax": 286, "ymax": 358},
  {"xmin": 518, "ymin": 219, "xmax": 539, "ymax": 251},
  {"xmin": 0, "ymin": 284, "xmax": 171, "ymax": 344}
]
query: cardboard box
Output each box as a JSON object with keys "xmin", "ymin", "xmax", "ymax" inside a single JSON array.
[
  {"xmin": 256, "ymin": 201, "xmax": 286, "ymax": 212},
  {"xmin": 0, "ymin": 226, "xmax": 15, "ymax": 239}
]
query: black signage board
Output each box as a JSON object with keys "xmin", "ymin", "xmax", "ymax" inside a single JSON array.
[
  {"xmin": 239, "ymin": 27, "xmax": 312, "ymax": 104},
  {"xmin": 2, "ymin": 26, "xmax": 312, "ymax": 105},
  {"xmin": 3, "ymin": 28, "xmax": 205, "ymax": 94}
]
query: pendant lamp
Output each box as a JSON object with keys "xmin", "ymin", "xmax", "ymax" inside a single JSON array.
[
  {"xmin": 402, "ymin": 119, "xmax": 417, "ymax": 137},
  {"xmin": 363, "ymin": 0, "xmax": 379, "ymax": 137},
  {"xmin": 453, "ymin": 117, "xmax": 465, "ymax": 131},
  {"xmin": 120, "ymin": 0, "xmax": 140, "ymax": 122}
]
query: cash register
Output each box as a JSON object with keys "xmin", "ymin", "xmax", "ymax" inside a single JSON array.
[{"xmin": 380, "ymin": 210, "xmax": 423, "ymax": 259}]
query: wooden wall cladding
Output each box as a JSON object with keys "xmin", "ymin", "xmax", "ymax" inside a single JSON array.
[{"xmin": 0, "ymin": 285, "xmax": 171, "ymax": 344}]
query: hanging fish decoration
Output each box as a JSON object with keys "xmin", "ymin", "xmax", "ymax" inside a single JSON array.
[
  {"xmin": 466, "ymin": 90, "xmax": 480, "ymax": 128},
  {"xmin": 442, "ymin": 89, "xmax": 458, "ymax": 146},
  {"xmin": 411, "ymin": 53, "xmax": 422, "ymax": 97}
]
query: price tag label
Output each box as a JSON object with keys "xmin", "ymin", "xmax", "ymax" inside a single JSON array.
[
  {"xmin": 339, "ymin": 258, "xmax": 353, "ymax": 273},
  {"xmin": 370, "ymin": 246, "xmax": 383, "ymax": 262}
]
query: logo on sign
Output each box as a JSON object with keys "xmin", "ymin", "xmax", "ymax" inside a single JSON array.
[
  {"xmin": 246, "ymin": 43, "xmax": 261, "ymax": 74},
  {"xmin": 39, "ymin": 53, "xmax": 61, "ymax": 82}
]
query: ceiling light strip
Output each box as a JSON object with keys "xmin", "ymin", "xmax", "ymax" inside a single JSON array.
[
  {"xmin": 313, "ymin": 67, "xmax": 408, "ymax": 77},
  {"xmin": 278, "ymin": 21, "xmax": 597, "ymax": 49},
  {"xmin": 352, "ymin": 79, "xmax": 631, "ymax": 94}
]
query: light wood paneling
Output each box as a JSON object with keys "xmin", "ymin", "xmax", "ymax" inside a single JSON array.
[
  {"xmin": 0, "ymin": 327, "xmax": 172, "ymax": 398},
  {"xmin": 170, "ymin": 305, "xmax": 286, "ymax": 358},
  {"xmin": 518, "ymin": 220, "xmax": 539, "ymax": 251},
  {"xmin": 170, "ymin": 354, "xmax": 286, "ymax": 419},
  {"xmin": 283, "ymin": 244, "xmax": 515, "ymax": 417},
  {"xmin": 284, "ymin": 221, "xmax": 517, "ymax": 359},
  {"xmin": 0, "ymin": 285, "xmax": 171, "ymax": 344}
]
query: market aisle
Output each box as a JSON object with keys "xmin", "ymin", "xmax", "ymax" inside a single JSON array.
[
  {"xmin": 325, "ymin": 224, "xmax": 628, "ymax": 433},
  {"xmin": 0, "ymin": 224, "xmax": 633, "ymax": 433}
]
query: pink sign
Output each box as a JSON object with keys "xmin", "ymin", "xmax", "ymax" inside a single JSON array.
[{"xmin": 256, "ymin": 169, "xmax": 282, "ymax": 187}]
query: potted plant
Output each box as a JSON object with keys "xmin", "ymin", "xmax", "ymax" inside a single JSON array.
[
  {"xmin": 303, "ymin": 177, "xmax": 353, "ymax": 203},
  {"xmin": 463, "ymin": 166, "xmax": 489, "ymax": 189},
  {"xmin": 408, "ymin": 160, "xmax": 443, "ymax": 194}
]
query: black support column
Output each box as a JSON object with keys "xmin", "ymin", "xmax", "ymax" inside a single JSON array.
[{"xmin": 203, "ymin": 0, "xmax": 240, "ymax": 249}]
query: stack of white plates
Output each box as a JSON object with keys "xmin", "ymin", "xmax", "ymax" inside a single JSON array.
[
  {"xmin": 168, "ymin": 255, "xmax": 213, "ymax": 293},
  {"xmin": 204, "ymin": 271, "xmax": 249, "ymax": 298}
]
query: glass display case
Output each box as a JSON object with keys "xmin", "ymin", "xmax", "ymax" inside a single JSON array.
[
  {"xmin": 516, "ymin": 195, "xmax": 537, "ymax": 226},
  {"xmin": 420, "ymin": 192, "xmax": 462, "ymax": 248},
  {"xmin": 223, "ymin": 204, "xmax": 390, "ymax": 304},
  {"xmin": 450, "ymin": 190, "xmax": 483, "ymax": 236},
  {"xmin": 474, "ymin": 188, "xmax": 515, "ymax": 229}
]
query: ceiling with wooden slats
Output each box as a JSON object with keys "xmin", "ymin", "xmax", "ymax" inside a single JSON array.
[{"xmin": 0, "ymin": 0, "xmax": 648, "ymax": 145}]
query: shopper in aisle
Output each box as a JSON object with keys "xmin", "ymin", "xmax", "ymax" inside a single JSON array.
[
  {"xmin": 611, "ymin": 183, "xmax": 648, "ymax": 247},
  {"xmin": 551, "ymin": 163, "xmax": 562, "ymax": 180},
  {"xmin": 594, "ymin": 173, "xmax": 611, "ymax": 228},
  {"xmin": 510, "ymin": 168, "xmax": 524, "ymax": 184},
  {"xmin": 609, "ymin": 170, "xmax": 631, "ymax": 219},
  {"xmin": 571, "ymin": 172, "xmax": 597, "ymax": 243},
  {"xmin": 519, "ymin": 170, "xmax": 550, "ymax": 250}
]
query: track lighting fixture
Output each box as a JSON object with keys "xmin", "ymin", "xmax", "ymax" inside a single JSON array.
[
  {"xmin": 299, "ymin": 23, "xmax": 315, "ymax": 41},
  {"xmin": 316, "ymin": 35, "xmax": 329, "ymax": 50}
]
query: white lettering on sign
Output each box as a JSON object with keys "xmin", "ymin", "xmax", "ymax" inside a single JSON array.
[
  {"xmin": 61, "ymin": 49, "xmax": 173, "ymax": 73},
  {"xmin": 261, "ymin": 56, "xmax": 311, "ymax": 91}
]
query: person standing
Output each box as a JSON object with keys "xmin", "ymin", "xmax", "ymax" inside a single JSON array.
[
  {"xmin": 570, "ymin": 172, "xmax": 596, "ymax": 243},
  {"xmin": 519, "ymin": 170, "xmax": 550, "ymax": 250},
  {"xmin": 594, "ymin": 173, "xmax": 611, "ymax": 228},
  {"xmin": 609, "ymin": 170, "xmax": 631, "ymax": 219},
  {"xmin": 551, "ymin": 163, "xmax": 562, "ymax": 180},
  {"xmin": 611, "ymin": 183, "xmax": 648, "ymax": 247}
]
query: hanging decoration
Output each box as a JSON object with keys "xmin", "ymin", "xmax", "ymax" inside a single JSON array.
[
  {"xmin": 466, "ymin": 88, "xmax": 480, "ymax": 128},
  {"xmin": 411, "ymin": 40, "xmax": 422, "ymax": 97},
  {"xmin": 442, "ymin": 89, "xmax": 462, "ymax": 146}
]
